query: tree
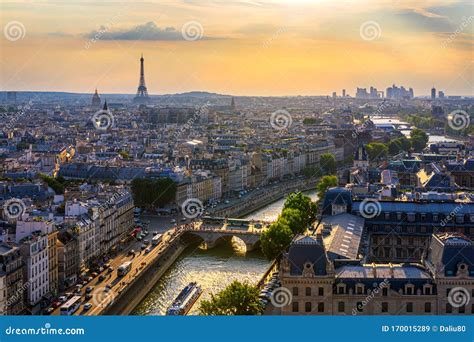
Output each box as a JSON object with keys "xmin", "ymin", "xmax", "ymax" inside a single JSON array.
[
  {"xmin": 387, "ymin": 137, "xmax": 411, "ymax": 155},
  {"xmin": 283, "ymin": 192, "xmax": 317, "ymax": 228},
  {"xmin": 410, "ymin": 128, "xmax": 429, "ymax": 152},
  {"xmin": 260, "ymin": 220, "xmax": 294, "ymax": 260},
  {"xmin": 316, "ymin": 175, "xmax": 338, "ymax": 200},
  {"xmin": 366, "ymin": 142, "xmax": 388, "ymax": 161},
  {"xmin": 280, "ymin": 208, "xmax": 306, "ymax": 234},
  {"xmin": 131, "ymin": 178, "xmax": 176, "ymax": 209},
  {"xmin": 200, "ymin": 280, "xmax": 263, "ymax": 315},
  {"xmin": 319, "ymin": 153, "xmax": 336, "ymax": 175}
]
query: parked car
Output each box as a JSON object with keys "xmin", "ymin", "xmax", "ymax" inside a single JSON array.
[
  {"xmin": 43, "ymin": 307, "xmax": 54, "ymax": 315},
  {"xmin": 85, "ymin": 286, "xmax": 93, "ymax": 293},
  {"xmin": 85, "ymin": 293, "xmax": 92, "ymax": 300},
  {"xmin": 145, "ymin": 247, "xmax": 152, "ymax": 254},
  {"xmin": 52, "ymin": 300, "xmax": 61, "ymax": 308},
  {"xmin": 98, "ymin": 275, "xmax": 105, "ymax": 282},
  {"xmin": 83, "ymin": 303, "xmax": 92, "ymax": 311},
  {"xmin": 58, "ymin": 296, "xmax": 67, "ymax": 303},
  {"xmin": 170, "ymin": 219, "xmax": 176, "ymax": 224}
]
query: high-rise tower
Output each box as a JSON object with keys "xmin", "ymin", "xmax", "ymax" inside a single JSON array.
[{"xmin": 134, "ymin": 54, "xmax": 150, "ymax": 104}]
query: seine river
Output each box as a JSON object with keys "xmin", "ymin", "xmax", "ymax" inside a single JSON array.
[{"xmin": 132, "ymin": 189, "xmax": 318, "ymax": 315}]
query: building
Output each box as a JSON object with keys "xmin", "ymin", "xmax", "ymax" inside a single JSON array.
[
  {"xmin": 0, "ymin": 243, "xmax": 24, "ymax": 315},
  {"xmin": 19, "ymin": 232, "xmax": 49, "ymax": 313},
  {"xmin": 431, "ymin": 87, "xmax": 436, "ymax": 99},
  {"xmin": 91, "ymin": 89, "xmax": 101, "ymax": 108},
  {"xmin": 57, "ymin": 231, "xmax": 79, "ymax": 291},
  {"xmin": 279, "ymin": 232, "xmax": 473, "ymax": 315}
]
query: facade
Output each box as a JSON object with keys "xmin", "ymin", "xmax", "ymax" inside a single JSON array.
[
  {"xmin": 279, "ymin": 232, "xmax": 474, "ymax": 315},
  {"xmin": 19, "ymin": 232, "xmax": 49, "ymax": 313},
  {"xmin": 0, "ymin": 244, "xmax": 24, "ymax": 315},
  {"xmin": 57, "ymin": 231, "xmax": 80, "ymax": 291}
]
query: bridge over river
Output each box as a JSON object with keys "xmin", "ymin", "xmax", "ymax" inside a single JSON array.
[{"xmin": 181, "ymin": 216, "xmax": 271, "ymax": 252}]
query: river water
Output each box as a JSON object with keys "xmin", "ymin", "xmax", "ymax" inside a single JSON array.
[{"xmin": 132, "ymin": 189, "xmax": 318, "ymax": 315}]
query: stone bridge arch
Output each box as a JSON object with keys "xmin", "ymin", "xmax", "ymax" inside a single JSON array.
[{"xmin": 183, "ymin": 231, "xmax": 261, "ymax": 252}]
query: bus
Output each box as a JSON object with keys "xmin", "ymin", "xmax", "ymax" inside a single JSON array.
[
  {"xmin": 60, "ymin": 295, "xmax": 82, "ymax": 316},
  {"xmin": 117, "ymin": 261, "xmax": 132, "ymax": 276},
  {"xmin": 152, "ymin": 233, "xmax": 163, "ymax": 246}
]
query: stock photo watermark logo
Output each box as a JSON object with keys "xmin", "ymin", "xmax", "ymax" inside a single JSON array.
[
  {"xmin": 4, "ymin": 21, "xmax": 26, "ymax": 41},
  {"xmin": 181, "ymin": 198, "xmax": 204, "ymax": 219},
  {"xmin": 270, "ymin": 109, "xmax": 292, "ymax": 131},
  {"xmin": 181, "ymin": 21, "xmax": 204, "ymax": 41},
  {"xmin": 359, "ymin": 198, "xmax": 381, "ymax": 219},
  {"xmin": 442, "ymin": 16, "xmax": 473, "ymax": 48},
  {"xmin": 3, "ymin": 198, "xmax": 26, "ymax": 219},
  {"xmin": 359, "ymin": 21, "xmax": 381, "ymax": 41},
  {"xmin": 91, "ymin": 109, "xmax": 115, "ymax": 130},
  {"xmin": 270, "ymin": 287, "xmax": 292, "ymax": 308},
  {"xmin": 352, "ymin": 279, "xmax": 390, "ymax": 315},
  {"xmin": 92, "ymin": 287, "xmax": 116, "ymax": 309},
  {"xmin": 440, "ymin": 203, "xmax": 464, "ymax": 227},
  {"xmin": 447, "ymin": 110, "xmax": 470, "ymax": 131},
  {"xmin": 448, "ymin": 287, "xmax": 470, "ymax": 308}
]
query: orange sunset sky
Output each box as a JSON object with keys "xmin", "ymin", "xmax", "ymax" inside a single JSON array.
[{"xmin": 1, "ymin": 0, "xmax": 473, "ymax": 96}]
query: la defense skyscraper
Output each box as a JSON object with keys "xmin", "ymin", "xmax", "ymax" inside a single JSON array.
[{"xmin": 133, "ymin": 54, "xmax": 150, "ymax": 104}]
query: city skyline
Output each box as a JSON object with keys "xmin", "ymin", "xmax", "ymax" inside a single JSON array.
[{"xmin": 1, "ymin": 0, "xmax": 473, "ymax": 96}]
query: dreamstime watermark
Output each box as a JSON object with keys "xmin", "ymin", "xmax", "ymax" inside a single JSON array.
[
  {"xmin": 359, "ymin": 21, "xmax": 381, "ymax": 41},
  {"xmin": 359, "ymin": 198, "xmax": 381, "ymax": 219},
  {"xmin": 181, "ymin": 198, "xmax": 204, "ymax": 219},
  {"xmin": 448, "ymin": 287, "xmax": 470, "ymax": 308},
  {"xmin": 181, "ymin": 21, "xmax": 204, "ymax": 41},
  {"xmin": 173, "ymin": 102, "xmax": 210, "ymax": 140},
  {"xmin": 442, "ymin": 16, "xmax": 474, "ymax": 48},
  {"xmin": 91, "ymin": 287, "xmax": 115, "ymax": 308},
  {"xmin": 5, "ymin": 281, "xmax": 30, "ymax": 308},
  {"xmin": 4, "ymin": 21, "xmax": 26, "ymax": 41},
  {"xmin": 5, "ymin": 323, "xmax": 85, "ymax": 336},
  {"xmin": 3, "ymin": 198, "xmax": 26, "ymax": 220},
  {"xmin": 270, "ymin": 287, "xmax": 292, "ymax": 308},
  {"xmin": 84, "ymin": 9, "xmax": 127, "ymax": 49},
  {"xmin": 440, "ymin": 203, "xmax": 464, "ymax": 227},
  {"xmin": 352, "ymin": 101, "xmax": 392, "ymax": 138},
  {"xmin": 270, "ymin": 109, "xmax": 292, "ymax": 131},
  {"xmin": 262, "ymin": 26, "xmax": 288, "ymax": 48},
  {"xmin": 1, "ymin": 100, "xmax": 34, "ymax": 131},
  {"xmin": 352, "ymin": 279, "xmax": 390, "ymax": 315},
  {"xmin": 91, "ymin": 109, "xmax": 115, "ymax": 130},
  {"xmin": 447, "ymin": 110, "xmax": 470, "ymax": 131}
]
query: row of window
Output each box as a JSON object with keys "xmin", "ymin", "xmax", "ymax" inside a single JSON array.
[
  {"xmin": 291, "ymin": 302, "xmax": 474, "ymax": 314},
  {"xmin": 292, "ymin": 287, "xmax": 325, "ymax": 296},
  {"xmin": 335, "ymin": 284, "xmax": 433, "ymax": 296},
  {"xmin": 359, "ymin": 211, "xmax": 474, "ymax": 224}
]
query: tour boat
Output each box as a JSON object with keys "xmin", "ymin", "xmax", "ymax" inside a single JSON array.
[{"xmin": 166, "ymin": 282, "xmax": 203, "ymax": 315}]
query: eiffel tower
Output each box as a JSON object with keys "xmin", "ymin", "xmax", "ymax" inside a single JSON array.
[{"xmin": 133, "ymin": 54, "xmax": 150, "ymax": 104}]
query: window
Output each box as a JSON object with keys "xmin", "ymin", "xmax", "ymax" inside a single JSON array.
[
  {"xmin": 337, "ymin": 286, "xmax": 345, "ymax": 295},
  {"xmin": 305, "ymin": 287, "xmax": 311, "ymax": 296},
  {"xmin": 293, "ymin": 287, "xmax": 299, "ymax": 296},
  {"xmin": 382, "ymin": 288, "xmax": 388, "ymax": 296},
  {"xmin": 425, "ymin": 302, "xmax": 431, "ymax": 313},
  {"xmin": 425, "ymin": 287, "xmax": 432, "ymax": 295},
  {"xmin": 382, "ymin": 302, "xmax": 388, "ymax": 313},
  {"xmin": 356, "ymin": 286, "xmax": 363, "ymax": 295},
  {"xmin": 338, "ymin": 302, "xmax": 345, "ymax": 313},
  {"xmin": 305, "ymin": 302, "xmax": 312, "ymax": 313},
  {"xmin": 292, "ymin": 302, "xmax": 299, "ymax": 313},
  {"xmin": 406, "ymin": 287, "xmax": 413, "ymax": 295},
  {"xmin": 318, "ymin": 303, "xmax": 324, "ymax": 312},
  {"xmin": 406, "ymin": 302, "xmax": 413, "ymax": 312},
  {"xmin": 446, "ymin": 303, "xmax": 452, "ymax": 313},
  {"xmin": 318, "ymin": 287, "xmax": 324, "ymax": 296}
]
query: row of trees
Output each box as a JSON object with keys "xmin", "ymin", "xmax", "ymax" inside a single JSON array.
[
  {"xmin": 260, "ymin": 192, "xmax": 317, "ymax": 260},
  {"xmin": 365, "ymin": 128, "xmax": 429, "ymax": 162},
  {"xmin": 131, "ymin": 178, "xmax": 176, "ymax": 209}
]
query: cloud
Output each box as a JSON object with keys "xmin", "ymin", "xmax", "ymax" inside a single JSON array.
[
  {"xmin": 395, "ymin": 9, "xmax": 455, "ymax": 32},
  {"xmin": 84, "ymin": 21, "xmax": 222, "ymax": 41}
]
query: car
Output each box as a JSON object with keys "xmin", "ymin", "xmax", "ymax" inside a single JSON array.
[
  {"xmin": 152, "ymin": 232, "xmax": 158, "ymax": 236},
  {"xmin": 85, "ymin": 286, "xmax": 93, "ymax": 293},
  {"xmin": 143, "ymin": 240, "xmax": 149, "ymax": 245},
  {"xmin": 83, "ymin": 303, "xmax": 92, "ymax": 311},
  {"xmin": 141, "ymin": 244, "xmax": 147, "ymax": 250},
  {"xmin": 87, "ymin": 276, "xmax": 93, "ymax": 282},
  {"xmin": 128, "ymin": 249, "xmax": 135, "ymax": 256},
  {"xmin": 58, "ymin": 296, "xmax": 67, "ymax": 303},
  {"xmin": 98, "ymin": 275, "xmax": 105, "ymax": 282},
  {"xmin": 181, "ymin": 217, "xmax": 187, "ymax": 222},
  {"xmin": 85, "ymin": 293, "xmax": 92, "ymax": 300},
  {"xmin": 145, "ymin": 247, "xmax": 152, "ymax": 254},
  {"xmin": 170, "ymin": 219, "xmax": 176, "ymax": 224},
  {"xmin": 98, "ymin": 266, "xmax": 104, "ymax": 273},
  {"xmin": 107, "ymin": 267, "xmax": 113, "ymax": 273},
  {"xmin": 104, "ymin": 287, "xmax": 111, "ymax": 293},
  {"xmin": 65, "ymin": 292, "xmax": 74, "ymax": 299},
  {"xmin": 52, "ymin": 300, "xmax": 61, "ymax": 308},
  {"xmin": 43, "ymin": 307, "xmax": 54, "ymax": 315},
  {"xmin": 104, "ymin": 263, "xmax": 111, "ymax": 269},
  {"xmin": 91, "ymin": 272, "xmax": 98, "ymax": 278}
]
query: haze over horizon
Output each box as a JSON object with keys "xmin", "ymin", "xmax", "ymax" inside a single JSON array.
[{"xmin": 1, "ymin": 0, "xmax": 473, "ymax": 97}]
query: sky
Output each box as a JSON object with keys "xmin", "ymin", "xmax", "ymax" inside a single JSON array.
[{"xmin": 1, "ymin": 0, "xmax": 473, "ymax": 96}]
